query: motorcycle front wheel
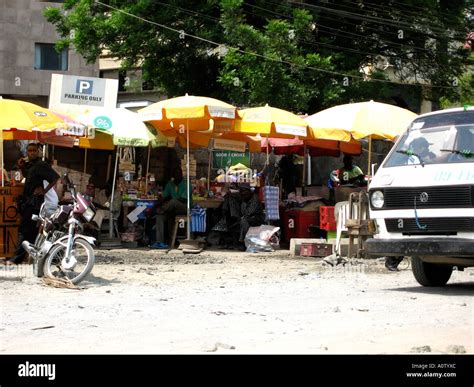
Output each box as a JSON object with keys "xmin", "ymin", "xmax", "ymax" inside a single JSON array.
[{"xmin": 43, "ymin": 238, "xmax": 95, "ymax": 285}]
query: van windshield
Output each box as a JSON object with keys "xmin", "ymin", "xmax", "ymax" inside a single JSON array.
[{"xmin": 384, "ymin": 111, "xmax": 474, "ymax": 167}]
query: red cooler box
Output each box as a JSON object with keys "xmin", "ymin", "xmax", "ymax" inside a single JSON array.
[{"xmin": 282, "ymin": 210, "xmax": 319, "ymax": 242}]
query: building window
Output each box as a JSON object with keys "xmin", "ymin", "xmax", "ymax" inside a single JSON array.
[{"xmin": 34, "ymin": 43, "xmax": 68, "ymax": 71}]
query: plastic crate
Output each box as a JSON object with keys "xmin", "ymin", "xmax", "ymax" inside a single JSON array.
[
  {"xmin": 319, "ymin": 206, "xmax": 335, "ymax": 224},
  {"xmin": 282, "ymin": 210, "xmax": 319, "ymax": 242},
  {"xmin": 320, "ymin": 220, "xmax": 337, "ymax": 231},
  {"xmin": 299, "ymin": 243, "xmax": 333, "ymax": 257}
]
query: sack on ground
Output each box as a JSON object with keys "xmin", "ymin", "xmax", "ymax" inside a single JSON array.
[{"xmin": 244, "ymin": 225, "xmax": 280, "ymax": 253}]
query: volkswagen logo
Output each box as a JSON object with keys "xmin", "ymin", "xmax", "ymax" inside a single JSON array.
[{"xmin": 419, "ymin": 192, "xmax": 429, "ymax": 203}]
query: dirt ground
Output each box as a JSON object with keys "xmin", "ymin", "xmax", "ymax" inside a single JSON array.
[{"xmin": 1, "ymin": 248, "xmax": 472, "ymax": 354}]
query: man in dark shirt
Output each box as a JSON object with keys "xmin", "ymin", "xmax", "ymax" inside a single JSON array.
[
  {"xmin": 7, "ymin": 143, "xmax": 59, "ymax": 265},
  {"xmin": 234, "ymin": 183, "xmax": 265, "ymax": 249},
  {"xmin": 278, "ymin": 154, "xmax": 298, "ymax": 199}
]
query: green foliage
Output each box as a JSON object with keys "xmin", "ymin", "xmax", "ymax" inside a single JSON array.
[
  {"xmin": 44, "ymin": 0, "xmax": 473, "ymax": 112},
  {"xmin": 440, "ymin": 72, "xmax": 474, "ymax": 108}
]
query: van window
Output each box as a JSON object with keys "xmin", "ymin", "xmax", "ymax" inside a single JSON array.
[{"xmin": 384, "ymin": 111, "xmax": 474, "ymax": 167}]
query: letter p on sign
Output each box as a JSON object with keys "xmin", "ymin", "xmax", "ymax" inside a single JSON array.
[{"xmin": 76, "ymin": 80, "xmax": 93, "ymax": 94}]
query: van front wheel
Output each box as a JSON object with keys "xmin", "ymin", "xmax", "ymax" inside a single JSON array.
[{"xmin": 411, "ymin": 256, "xmax": 453, "ymax": 287}]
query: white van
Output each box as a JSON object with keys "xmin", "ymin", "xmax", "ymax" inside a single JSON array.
[{"xmin": 366, "ymin": 106, "xmax": 474, "ymax": 286}]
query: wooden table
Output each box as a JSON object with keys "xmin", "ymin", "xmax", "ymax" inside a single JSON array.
[{"xmin": 193, "ymin": 198, "xmax": 223, "ymax": 209}]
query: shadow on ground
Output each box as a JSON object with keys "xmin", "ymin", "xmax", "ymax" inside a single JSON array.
[{"xmin": 387, "ymin": 281, "xmax": 474, "ymax": 296}]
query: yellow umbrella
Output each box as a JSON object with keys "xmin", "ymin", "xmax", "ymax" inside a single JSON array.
[
  {"xmin": 305, "ymin": 100, "xmax": 418, "ymax": 174},
  {"xmin": 305, "ymin": 100, "xmax": 417, "ymax": 141},
  {"xmin": 162, "ymin": 122, "xmax": 261, "ymax": 152},
  {"xmin": 139, "ymin": 95, "xmax": 238, "ymax": 243},
  {"xmin": 0, "ymin": 98, "xmax": 69, "ymax": 186},
  {"xmin": 306, "ymin": 126, "xmax": 352, "ymax": 143},
  {"xmin": 78, "ymin": 130, "xmax": 115, "ymax": 150},
  {"xmin": 139, "ymin": 95, "xmax": 236, "ymax": 131},
  {"xmin": 214, "ymin": 132, "xmax": 261, "ymax": 153},
  {"xmin": 234, "ymin": 105, "xmax": 308, "ymax": 139},
  {"xmin": 0, "ymin": 98, "xmax": 67, "ymax": 136}
]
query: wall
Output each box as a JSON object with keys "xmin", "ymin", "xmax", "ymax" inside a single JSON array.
[{"xmin": 0, "ymin": 0, "xmax": 98, "ymax": 103}]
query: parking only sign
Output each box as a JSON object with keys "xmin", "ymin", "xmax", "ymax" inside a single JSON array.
[
  {"xmin": 49, "ymin": 74, "xmax": 118, "ymax": 116},
  {"xmin": 76, "ymin": 79, "xmax": 94, "ymax": 94},
  {"xmin": 60, "ymin": 75, "xmax": 106, "ymax": 106}
]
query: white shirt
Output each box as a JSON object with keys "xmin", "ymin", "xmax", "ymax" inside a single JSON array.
[{"xmin": 43, "ymin": 180, "xmax": 59, "ymax": 207}]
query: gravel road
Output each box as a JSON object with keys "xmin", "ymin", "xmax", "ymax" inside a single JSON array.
[{"xmin": 1, "ymin": 249, "xmax": 472, "ymax": 354}]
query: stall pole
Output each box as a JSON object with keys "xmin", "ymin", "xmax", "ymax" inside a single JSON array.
[
  {"xmin": 106, "ymin": 153, "xmax": 112, "ymax": 183},
  {"xmin": 266, "ymin": 135, "xmax": 269, "ymax": 166},
  {"xmin": 145, "ymin": 144, "xmax": 151, "ymax": 189},
  {"xmin": 109, "ymin": 147, "xmax": 120, "ymax": 239},
  {"xmin": 367, "ymin": 135, "xmax": 372, "ymax": 176},
  {"xmin": 186, "ymin": 120, "xmax": 191, "ymax": 240},
  {"xmin": 83, "ymin": 148, "xmax": 88, "ymax": 175},
  {"xmin": 302, "ymin": 144, "xmax": 307, "ymax": 195},
  {"xmin": 207, "ymin": 145, "xmax": 212, "ymax": 192},
  {"xmin": 307, "ymin": 151, "xmax": 311, "ymax": 186}
]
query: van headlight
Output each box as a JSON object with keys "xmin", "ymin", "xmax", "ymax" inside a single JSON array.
[{"xmin": 371, "ymin": 191, "xmax": 384, "ymax": 209}]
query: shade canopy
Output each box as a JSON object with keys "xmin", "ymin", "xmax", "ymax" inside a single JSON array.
[
  {"xmin": 234, "ymin": 105, "xmax": 308, "ymax": 139},
  {"xmin": 139, "ymin": 94, "xmax": 237, "ymax": 133},
  {"xmin": 305, "ymin": 100, "xmax": 418, "ymax": 140},
  {"xmin": 77, "ymin": 108, "xmax": 156, "ymax": 147},
  {"xmin": 0, "ymin": 98, "xmax": 67, "ymax": 138},
  {"xmin": 261, "ymin": 137, "xmax": 361, "ymax": 157}
]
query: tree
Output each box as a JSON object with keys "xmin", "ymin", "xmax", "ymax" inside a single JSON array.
[
  {"xmin": 289, "ymin": 0, "xmax": 473, "ymax": 108},
  {"xmin": 218, "ymin": 0, "xmax": 344, "ymax": 111},
  {"xmin": 45, "ymin": 0, "xmax": 228, "ymax": 99},
  {"xmin": 45, "ymin": 0, "xmax": 473, "ymax": 111}
]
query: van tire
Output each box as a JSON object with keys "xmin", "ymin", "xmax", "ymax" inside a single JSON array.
[{"xmin": 411, "ymin": 256, "xmax": 453, "ymax": 286}]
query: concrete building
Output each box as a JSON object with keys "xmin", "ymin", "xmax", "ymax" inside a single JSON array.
[{"xmin": 0, "ymin": 0, "xmax": 98, "ymax": 107}]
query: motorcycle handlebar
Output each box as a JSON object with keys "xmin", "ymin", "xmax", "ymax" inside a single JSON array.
[{"xmin": 63, "ymin": 173, "xmax": 77, "ymax": 198}]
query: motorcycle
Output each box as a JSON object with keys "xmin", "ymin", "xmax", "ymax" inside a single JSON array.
[{"xmin": 23, "ymin": 173, "xmax": 97, "ymax": 285}]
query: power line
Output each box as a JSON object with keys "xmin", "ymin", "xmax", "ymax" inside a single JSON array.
[
  {"xmin": 151, "ymin": 1, "xmax": 428, "ymax": 62},
  {"xmin": 322, "ymin": 0, "xmax": 469, "ymax": 36},
  {"xmin": 291, "ymin": 1, "xmax": 469, "ymax": 40},
  {"xmin": 240, "ymin": 1, "xmax": 461, "ymax": 77},
  {"xmin": 243, "ymin": 2, "xmax": 436, "ymax": 54},
  {"xmin": 93, "ymin": 1, "xmax": 457, "ymax": 89}
]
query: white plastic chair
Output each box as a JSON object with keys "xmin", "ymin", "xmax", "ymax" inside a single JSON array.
[
  {"xmin": 334, "ymin": 201, "xmax": 349, "ymax": 256},
  {"xmin": 334, "ymin": 197, "xmax": 368, "ymax": 256}
]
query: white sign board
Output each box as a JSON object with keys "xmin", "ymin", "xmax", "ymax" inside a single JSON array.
[
  {"xmin": 213, "ymin": 138, "xmax": 246, "ymax": 152},
  {"xmin": 127, "ymin": 205, "xmax": 147, "ymax": 223},
  {"xmin": 49, "ymin": 74, "xmax": 118, "ymax": 116}
]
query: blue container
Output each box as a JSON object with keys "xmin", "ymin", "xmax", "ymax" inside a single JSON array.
[{"xmin": 135, "ymin": 200, "xmax": 159, "ymax": 220}]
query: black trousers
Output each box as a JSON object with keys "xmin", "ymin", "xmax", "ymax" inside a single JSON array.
[{"xmin": 10, "ymin": 205, "xmax": 39, "ymax": 264}]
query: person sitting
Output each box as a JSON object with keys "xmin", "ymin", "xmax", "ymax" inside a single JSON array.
[
  {"xmin": 277, "ymin": 154, "xmax": 298, "ymax": 199},
  {"xmin": 408, "ymin": 137, "xmax": 436, "ymax": 164},
  {"xmin": 231, "ymin": 183, "xmax": 265, "ymax": 250},
  {"xmin": 210, "ymin": 184, "xmax": 241, "ymax": 248},
  {"xmin": 154, "ymin": 166, "xmax": 190, "ymax": 247},
  {"xmin": 337, "ymin": 155, "xmax": 366, "ymax": 186}
]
